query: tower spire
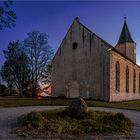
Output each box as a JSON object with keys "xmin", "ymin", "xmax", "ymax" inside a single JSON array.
[
  {"xmin": 117, "ymin": 18, "xmax": 134, "ymax": 45},
  {"xmin": 115, "ymin": 18, "xmax": 136, "ymax": 63}
]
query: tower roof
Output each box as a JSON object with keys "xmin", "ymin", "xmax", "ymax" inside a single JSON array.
[{"xmin": 117, "ymin": 18, "xmax": 134, "ymax": 45}]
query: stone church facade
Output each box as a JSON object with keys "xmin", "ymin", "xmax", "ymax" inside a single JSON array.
[{"xmin": 51, "ymin": 17, "xmax": 140, "ymax": 102}]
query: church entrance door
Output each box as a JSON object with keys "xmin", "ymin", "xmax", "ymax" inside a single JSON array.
[{"xmin": 69, "ymin": 81, "xmax": 79, "ymax": 98}]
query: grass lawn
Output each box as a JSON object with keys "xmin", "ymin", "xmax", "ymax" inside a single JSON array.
[
  {"xmin": 16, "ymin": 108, "xmax": 132, "ymax": 138},
  {"xmin": 0, "ymin": 97, "xmax": 140, "ymax": 111}
]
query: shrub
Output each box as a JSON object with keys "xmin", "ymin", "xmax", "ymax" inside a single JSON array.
[
  {"xmin": 101, "ymin": 112, "xmax": 132, "ymax": 132},
  {"xmin": 57, "ymin": 95, "xmax": 66, "ymax": 99},
  {"xmin": 57, "ymin": 93, "xmax": 66, "ymax": 99}
]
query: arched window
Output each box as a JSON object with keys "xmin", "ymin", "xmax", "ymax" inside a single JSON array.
[
  {"xmin": 116, "ymin": 61, "xmax": 120, "ymax": 91},
  {"xmin": 133, "ymin": 70, "xmax": 136, "ymax": 93},
  {"xmin": 139, "ymin": 73, "xmax": 140, "ymax": 93},
  {"xmin": 126, "ymin": 66, "xmax": 129, "ymax": 93}
]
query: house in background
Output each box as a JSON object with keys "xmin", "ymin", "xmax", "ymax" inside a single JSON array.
[{"xmin": 51, "ymin": 17, "xmax": 140, "ymax": 102}]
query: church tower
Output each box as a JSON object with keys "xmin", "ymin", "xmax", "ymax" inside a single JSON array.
[{"xmin": 115, "ymin": 17, "xmax": 136, "ymax": 63}]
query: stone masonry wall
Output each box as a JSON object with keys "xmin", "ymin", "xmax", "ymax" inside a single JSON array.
[
  {"xmin": 110, "ymin": 50, "xmax": 140, "ymax": 102},
  {"xmin": 115, "ymin": 42, "xmax": 136, "ymax": 63}
]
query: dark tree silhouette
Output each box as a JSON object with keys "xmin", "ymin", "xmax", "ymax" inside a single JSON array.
[
  {"xmin": 1, "ymin": 41, "xmax": 30, "ymax": 96},
  {"xmin": 0, "ymin": 0, "xmax": 16, "ymax": 30},
  {"xmin": 0, "ymin": 84, "xmax": 7, "ymax": 95}
]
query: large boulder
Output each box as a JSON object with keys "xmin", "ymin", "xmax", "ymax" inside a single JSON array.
[{"xmin": 66, "ymin": 98, "xmax": 88, "ymax": 117}]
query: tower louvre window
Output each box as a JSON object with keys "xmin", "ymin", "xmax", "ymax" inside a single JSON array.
[
  {"xmin": 126, "ymin": 66, "xmax": 129, "ymax": 93},
  {"xmin": 115, "ymin": 61, "xmax": 120, "ymax": 92}
]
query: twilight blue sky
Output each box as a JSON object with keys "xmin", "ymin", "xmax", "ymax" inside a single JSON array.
[{"xmin": 0, "ymin": 1, "xmax": 140, "ymax": 68}]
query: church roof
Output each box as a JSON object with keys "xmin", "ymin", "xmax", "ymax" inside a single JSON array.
[
  {"xmin": 117, "ymin": 18, "xmax": 134, "ymax": 45},
  {"xmin": 52, "ymin": 17, "xmax": 139, "ymax": 68}
]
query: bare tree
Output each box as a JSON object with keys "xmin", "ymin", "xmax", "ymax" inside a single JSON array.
[
  {"xmin": 0, "ymin": 0, "xmax": 16, "ymax": 30},
  {"xmin": 23, "ymin": 31, "xmax": 54, "ymax": 97}
]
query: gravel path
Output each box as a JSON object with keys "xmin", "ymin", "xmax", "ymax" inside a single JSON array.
[
  {"xmin": 0, "ymin": 106, "xmax": 140, "ymax": 140},
  {"xmin": 0, "ymin": 106, "xmax": 63, "ymax": 140}
]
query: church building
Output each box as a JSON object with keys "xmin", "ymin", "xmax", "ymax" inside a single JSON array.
[{"xmin": 51, "ymin": 17, "xmax": 140, "ymax": 102}]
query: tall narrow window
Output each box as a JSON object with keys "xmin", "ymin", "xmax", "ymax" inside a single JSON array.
[
  {"xmin": 116, "ymin": 61, "xmax": 120, "ymax": 91},
  {"xmin": 133, "ymin": 70, "xmax": 136, "ymax": 93},
  {"xmin": 126, "ymin": 66, "xmax": 129, "ymax": 93},
  {"xmin": 139, "ymin": 73, "xmax": 140, "ymax": 93}
]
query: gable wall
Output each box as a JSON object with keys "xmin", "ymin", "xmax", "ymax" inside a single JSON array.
[{"xmin": 52, "ymin": 20, "xmax": 111, "ymax": 101}]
